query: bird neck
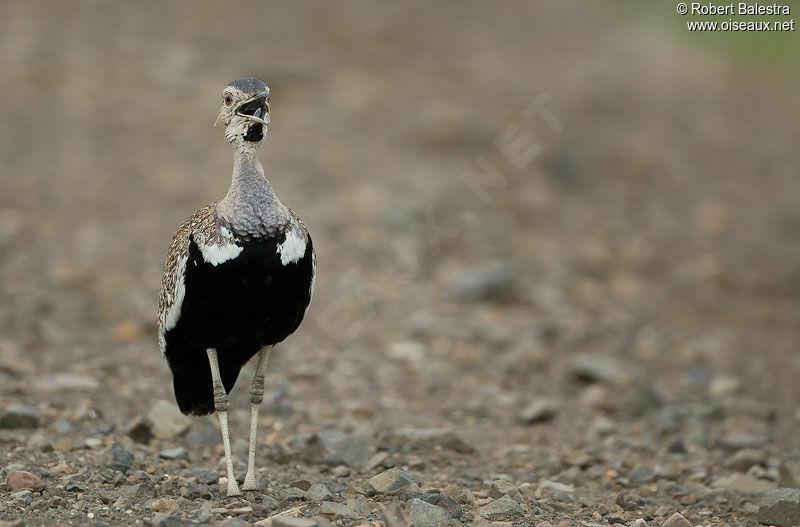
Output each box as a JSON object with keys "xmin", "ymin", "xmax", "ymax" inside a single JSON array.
[{"xmin": 217, "ymin": 149, "xmax": 290, "ymax": 235}]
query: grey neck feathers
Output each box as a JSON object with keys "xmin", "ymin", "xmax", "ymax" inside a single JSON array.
[{"xmin": 217, "ymin": 146, "xmax": 291, "ymax": 237}]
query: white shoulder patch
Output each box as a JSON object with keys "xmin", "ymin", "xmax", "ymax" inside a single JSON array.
[
  {"xmin": 196, "ymin": 227, "xmax": 243, "ymax": 266},
  {"xmin": 277, "ymin": 224, "xmax": 307, "ymax": 265}
]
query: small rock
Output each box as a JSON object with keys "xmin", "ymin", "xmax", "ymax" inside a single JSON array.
[
  {"xmin": 159, "ymin": 447, "xmax": 188, "ymax": 460},
  {"xmin": 406, "ymin": 492, "xmax": 462, "ymax": 518},
  {"xmin": 108, "ymin": 442, "xmax": 133, "ymax": 473},
  {"xmin": 299, "ymin": 430, "xmax": 373, "ymax": 468},
  {"xmin": 711, "ymin": 473, "xmax": 777, "ymax": 493},
  {"xmin": 535, "ymin": 480, "xmax": 574, "ymax": 498},
  {"xmin": 305, "ymin": 484, "xmax": 334, "ymax": 502},
  {"xmin": 150, "ymin": 513, "xmax": 192, "ymax": 527},
  {"xmin": 180, "ymin": 468, "xmax": 219, "ymax": 485},
  {"xmin": 724, "ymin": 449, "xmax": 766, "ymax": 472},
  {"xmin": 407, "ymin": 498, "xmax": 449, "ymax": 527},
  {"xmin": 489, "ymin": 479, "xmax": 524, "ymax": 504},
  {"xmin": 382, "ymin": 501, "xmax": 409, "ymax": 527},
  {"xmin": 291, "ymin": 479, "xmax": 313, "ymax": 491},
  {"xmin": 367, "ymin": 467, "xmax": 422, "ymax": 495},
  {"xmin": 377, "ymin": 428, "xmax": 478, "ymax": 455},
  {"xmin": 757, "ymin": 488, "xmax": 800, "ymax": 527},
  {"xmin": 569, "ymin": 354, "xmax": 629, "ymax": 385},
  {"xmin": 619, "ymin": 385, "xmax": 663, "ymax": 417},
  {"xmin": 477, "ymin": 495, "xmax": 523, "ymax": 520},
  {"xmin": 318, "ymin": 501, "xmax": 358, "ymax": 520},
  {"xmin": 262, "ymin": 495, "xmax": 280, "ymax": 511},
  {"xmin": 272, "ymin": 517, "xmax": 318, "ymax": 527},
  {"xmin": 661, "ymin": 512, "xmax": 692, "ymax": 527},
  {"xmin": 450, "ymin": 261, "xmax": 518, "ymax": 301},
  {"xmin": 0, "ymin": 405, "xmax": 40, "ymax": 429},
  {"xmin": 280, "ymin": 487, "xmax": 306, "ymax": 501},
  {"xmin": 127, "ymin": 417, "xmax": 155, "ymax": 444},
  {"xmin": 667, "ymin": 439, "xmax": 687, "ymax": 454},
  {"xmin": 519, "ymin": 398, "xmax": 559, "ymax": 424},
  {"xmin": 150, "ymin": 497, "xmax": 179, "ymax": 513},
  {"xmin": 445, "ymin": 487, "xmax": 474, "ymax": 505},
  {"xmin": 147, "ymin": 400, "xmax": 191, "ymax": 439},
  {"xmin": 6, "ymin": 470, "xmax": 45, "ymax": 492},
  {"xmin": 65, "ymin": 481, "xmax": 86, "ymax": 492},
  {"xmin": 779, "ymin": 463, "xmax": 800, "ymax": 489}
]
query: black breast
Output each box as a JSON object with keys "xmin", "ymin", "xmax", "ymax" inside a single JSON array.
[{"xmin": 163, "ymin": 230, "xmax": 314, "ymax": 415}]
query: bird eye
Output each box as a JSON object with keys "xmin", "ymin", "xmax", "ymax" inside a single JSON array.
[{"xmin": 223, "ymin": 95, "xmax": 233, "ymax": 106}]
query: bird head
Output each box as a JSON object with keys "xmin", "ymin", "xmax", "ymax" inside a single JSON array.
[{"xmin": 215, "ymin": 78, "xmax": 270, "ymax": 146}]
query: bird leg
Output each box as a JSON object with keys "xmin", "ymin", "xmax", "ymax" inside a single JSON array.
[
  {"xmin": 206, "ymin": 348, "xmax": 241, "ymax": 497},
  {"xmin": 242, "ymin": 346, "xmax": 272, "ymax": 490}
]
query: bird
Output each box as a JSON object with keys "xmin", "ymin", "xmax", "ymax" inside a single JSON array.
[{"xmin": 157, "ymin": 78, "xmax": 315, "ymax": 496}]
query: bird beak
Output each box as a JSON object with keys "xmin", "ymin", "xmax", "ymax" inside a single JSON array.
[{"xmin": 235, "ymin": 91, "xmax": 270, "ymax": 126}]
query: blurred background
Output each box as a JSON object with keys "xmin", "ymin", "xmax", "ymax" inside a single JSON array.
[{"xmin": 1, "ymin": 1, "xmax": 799, "ymax": 524}]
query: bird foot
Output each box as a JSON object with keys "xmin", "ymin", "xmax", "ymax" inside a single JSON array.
[
  {"xmin": 226, "ymin": 480, "xmax": 242, "ymax": 497},
  {"xmin": 242, "ymin": 473, "xmax": 259, "ymax": 491}
]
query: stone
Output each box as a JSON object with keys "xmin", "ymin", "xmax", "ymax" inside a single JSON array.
[
  {"xmin": 280, "ymin": 487, "xmax": 306, "ymax": 501},
  {"xmin": 535, "ymin": 480, "xmax": 574, "ymax": 498},
  {"xmin": 407, "ymin": 498, "xmax": 449, "ymax": 527},
  {"xmin": 667, "ymin": 439, "xmax": 687, "ymax": 454},
  {"xmin": 758, "ymin": 488, "xmax": 800, "ymax": 527},
  {"xmin": 724, "ymin": 448, "xmax": 766, "ymax": 472},
  {"xmin": 304, "ymin": 483, "xmax": 334, "ymax": 502},
  {"xmin": 779, "ymin": 463, "xmax": 800, "ymax": 489},
  {"xmin": 31, "ymin": 373, "xmax": 99, "ymax": 392},
  {"xmin": 150, "ymin": 513, "xmax": 193, "ymax": 527},
  {"xmin": 367, "ymin": 467, "xmax": 422, "ymax": 495},
  {"xmin": 406, "ymin": 492, "xmax": 462, "ymax": 518},
  {"xmin": 711, "ymin": 473, "xmax": 777, "ymax": 493},
  {"xmin": 519, "ymin": 398, "xmax": 559, "ymax": 424},
  {"xmin": 661, "ymin": 513, "xmax": 692, "ymax": 527},
  {"xmin": 450, "ymin": 261, "xmax": 518, "ymax": 301},
  {"xmin": 107, "ymin": 442, "xmax": 133, "ymax": 473},
  {"xmin": 299, "ymin": 430, "xmax": 373, "ymax": 468},
  {"xmin": 318, "ymin": 501, "xmax": 358, "ymax": 520},
  {"xmin": 489, "ymin": 479, "xmax": 524, "ymax": 504},
  {"xmin": 272, "ymin": 517, "xmax": 318, "ymax": 527},
  {"xmin": 147, "ymin": 400, "xmax": 191, "ymax": 439},
  {"xmin": 150, "ymin": 497, "xmax": 179, "ymax": 513},
  {"xmin": 65, "ymin": 481, "xmax": 86, "ymax": 492},
  {"xmin": 619, "ymin": 385, "xmax": 663, "ymax": 417},
  {"xmin": 6, "ymin": 470, "xmax": 45, "ymax": 492},
  {"xmin": 377, "ymin": 428, "xmax": 478, "ymax": 455},
  {"xmin": 568, "ymin": 354, "xmax": 629, "ymax": 385},
  {"xmin": 0, "ymin": 405, "xmax": 40, "ymax": 428},
  {"xmin": 262, "ymin": 495, "xmax": 280, "ymax": 511},
  {"xmin": 477, "ymin": 495, "xmax": 523, "ymax": 520},
  {"xmin": 180, "ymin": 468, "xmax": 218, "ymax": 485},
  {"xmin": 382, "ymin": 501, "xmax": 409, "ymax": 527},
  {"xmin": 159, "ymin": 447, "xmax": 188, "ymax": 460},
  {"xmin": 127, "ymin": 417, "xmax": 154, "ymax": 444}
]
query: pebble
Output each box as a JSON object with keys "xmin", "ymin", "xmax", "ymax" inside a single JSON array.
[
  {"xmin": 711, "ymin": 473, "xmax": 776, "ymax": 493},
  {"xmin": 489, "ymin": 479, "xmax": 525, "ymax": 504},
  {"xmin": 449, "ymin": 261, "xmax": 518, "ymax": 301},
  {"xmin": 65, "ymin": 481, "xmax": 86, "ymax": 492},
  {"xmin": 147, "ymin": 400, "xmax": 191, "ymax": 439},
  {"xmin": 377, "ymin": 428, "xmax": 478, "ymax": 455},
  {"xmin": 108, "ymin": 442, "xmax": 133, "ymax": 473},
  {"xmin": 159, "ymin": 447, "xmax": 188, "ymax": 460},
  {"xmin": 724, "ymin": 448, "xmax": 766, "ymax": 472},
  {"xmin": 150, "ymin": 497, "xmax": 179, "ymax": 513},
  {"xmin": 262, "ymin": 495, "xmax": 280, "ymax": 511},
  {"xmin": 661, "ymin": 512, "xmax": 692, "ymax": 527},
  {"xmin": 0, "ymin": 404, "xmax": 40, "ymax": 428},
  {"xmin": 406, "ymin": 492, "xmax": 462, "ymax": 518},
  {"xmin": 318, "ymin": 500, "xmax": 358, "ymax": 520},
  {"xmin": 407, "ymin": 498, "xmax": 449, "ymax": 527},
  {"xmin": 535, "ymin": 480, "xmax": 574, "ymax": 498},
  {"xmin": 477, "ymin": 495, "xmax": 523, "ymax": 520},
  {"xmin": 272, "ymin": 517, "xmax": 318, "ymax": 527},
  {"xmin": 519, "ymin": 398, "xmax": 559, "ymax": 424},
  {"xmin": 280, "ymin": 487, "xmax": 306, "ymax": 501},
  {"xmin": 150, "ymin": 512, "xmax": 192, "ymax": 527},
  {"xmin": 180, "ymin": 468, "xmax": 219, "ymax": 485},
  {"xmin": 367, "ymin": 467, "xmax": 422, "ymax": 495},
  {"xmin": 6, "ymin": 470, "xmax": 45, "ymax": 492},
  {"xmin": 382, "ymin": 501, "xmax": 409, "ymax": 527},
  {"xmin": 569, "ymin": 354, "xmax": 629, "ymax": 385},
  {"xmin": 758, "ymin": 488, "xmax": 800, "ymax": 527},
  {"xmin": 304, "ymin": 483, "xmax": 334, "ymax": 502},
  {"xmin": 300, "ymin": 430, "xmax": 373, "ymax": 468}
]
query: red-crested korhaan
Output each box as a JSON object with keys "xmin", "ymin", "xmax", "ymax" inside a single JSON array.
[{"xmin": 157, "ymin": 78, "xmax": 315, "ymax": 496}]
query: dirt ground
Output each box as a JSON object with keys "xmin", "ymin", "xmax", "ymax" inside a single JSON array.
[{"xmin": 1, "ymin": 2, "xmax": 799, "ymax": 526}]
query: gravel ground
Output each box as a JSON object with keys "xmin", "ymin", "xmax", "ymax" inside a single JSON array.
[{"xmin": 1, "ymin": 2, "xmax": 800, "ymax": 526}]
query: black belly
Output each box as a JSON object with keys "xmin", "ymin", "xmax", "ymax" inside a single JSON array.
[{"xmin": 164, "ymin": 232, "xmax": 314, "ymax": 415}]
